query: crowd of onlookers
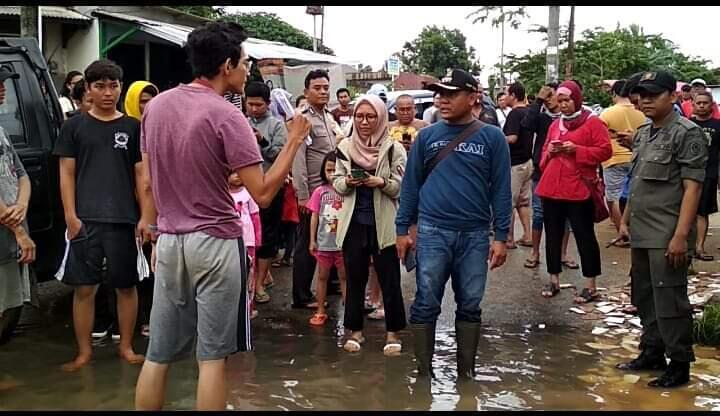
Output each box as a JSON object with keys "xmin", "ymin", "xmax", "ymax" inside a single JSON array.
[{"xmin": 2, "ymin": 19, "xmax": 718, "ymax": 410}]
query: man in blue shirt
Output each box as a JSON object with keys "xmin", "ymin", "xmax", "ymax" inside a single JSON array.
[{"xmin": 396, "ymin": 69, "xmax": 512, "ymax": 381}]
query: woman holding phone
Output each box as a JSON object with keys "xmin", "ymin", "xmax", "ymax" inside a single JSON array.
[
  {"xmin": 333, "ymin": 94, "xmax": 408, "ymax": 355},
  {"xmin": 535, "ymin": 80, "xmax": 612, "ymax": 303}
]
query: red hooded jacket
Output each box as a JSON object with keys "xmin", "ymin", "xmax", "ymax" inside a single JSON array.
[{"xmin": 535, "ymin": 115, "xmax": 612, "ymax": 201}]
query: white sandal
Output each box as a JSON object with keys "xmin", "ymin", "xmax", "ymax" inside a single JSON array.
[
  {"xmin": 343, "ymin": 336, "xmax": 365, "ymax": 352},
  {"xmin": 383, "ymin": 342, "xmax": 402, "ymax": 356}
]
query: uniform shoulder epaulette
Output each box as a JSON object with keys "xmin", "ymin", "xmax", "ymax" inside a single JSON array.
[
  {"xmin": 676, "ymin": 116, "xmax": 701, "ymax": 131},
  {"xmin": 637, "ymin": 119, "xmax": 652, "ymax": 130},
  {"xmin": 301, "ymin": 108, "xmax": 311, "ymax": 115}
]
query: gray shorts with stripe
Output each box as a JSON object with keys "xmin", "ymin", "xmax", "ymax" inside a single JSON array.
[{"xmin": 146, "ymin": 231, "xmax": 251, "ymax": 364}]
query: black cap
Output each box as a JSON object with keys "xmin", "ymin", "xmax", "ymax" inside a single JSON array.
[
  {"xmin": 630, "ymin": 70, "xmax": 676, "ymax": 95},
  {"xmin": 427, "ymin": 69, "xmax": 478, "ymax": 93},
  {"xmin": 0, "ymin": 67, "xmax": 19, "ymax": 82}
]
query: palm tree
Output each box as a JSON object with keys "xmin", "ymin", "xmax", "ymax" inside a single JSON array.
[
  {"xmin": 467, "ymin": 6, "xmax": 528, "ymax": 87},
  {"xmin": 564, "ymin": 6, "xmax": 576, "ymax": 79}
]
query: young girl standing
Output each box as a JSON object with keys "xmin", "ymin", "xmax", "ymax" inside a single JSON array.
[
  {"xmin": 229, "ymin": 172, "xmax": 261, "ymax": 320},
  {"xmin": 308, "ymin": 152, "xmax": 347, "ymax": 326}
]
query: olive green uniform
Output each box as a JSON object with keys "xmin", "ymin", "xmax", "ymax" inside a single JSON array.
[{"xmin": 627, "ymin": 110, "xmax": 708, "ymax": 362}]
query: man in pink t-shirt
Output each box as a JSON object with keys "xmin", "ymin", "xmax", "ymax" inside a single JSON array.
[{"xmin": 134, "ymin": 22, "xmax": 310, "ymax": 411}]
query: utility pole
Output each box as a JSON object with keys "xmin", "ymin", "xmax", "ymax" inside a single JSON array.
[
  {"xmin": 320, "ymin": 7, "xmax": 325, "ymax": 52},
  {"xmin": 306, "ymin": 6, "xmax": 324, "ymax": 52},
  {"xmin": 564, "ymin": 5, "xmax": 576, "ymax": 80},
  {"xmin": 546, "ymin": 6, "xmax": 560, "ymax": 84},
  {"xmin": 499, "ymin": 6, "xmax": 505, "ymax": 87},
  {"xmin": 20, "ymin": 6, "xmax": 41, "ymax": 50},
  {"xmin": 312, "ymin": 15, "xmax": 317, "ymax": 52}
]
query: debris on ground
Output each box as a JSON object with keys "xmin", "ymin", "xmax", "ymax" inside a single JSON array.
[{"xmin": 576, "ymin": 271, "xmax": 720, "ymax": 353}]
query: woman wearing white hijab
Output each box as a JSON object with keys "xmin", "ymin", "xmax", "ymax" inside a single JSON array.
[{"xmin": 333, "ymin": 94, "xmax": 407, "ymax": 355}]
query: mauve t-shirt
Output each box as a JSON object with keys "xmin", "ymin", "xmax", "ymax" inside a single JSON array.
[{"xmin": 141, "ymin": 84, "xmax": 263, "ymax": 239}]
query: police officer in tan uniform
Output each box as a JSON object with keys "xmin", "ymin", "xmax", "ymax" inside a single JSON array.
[
  {"xmin": 291, "ymin": 69, "xmax": 343, "ymax": 308},
  {"xmin": 618, "ymin": 70, "xmax": 707, "ymax": 388}
]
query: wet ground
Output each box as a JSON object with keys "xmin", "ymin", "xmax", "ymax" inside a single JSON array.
[{"xmin": 1, "ymin": 220, "xmax": 719, "ymax": 410}]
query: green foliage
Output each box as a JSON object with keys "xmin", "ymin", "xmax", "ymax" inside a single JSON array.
[
  {"xmin": 400, "ymin": 25, "xmax": 481, "ymax": 78},
  {"xmin": 505, "ymin": 25, "xmax": 718, "ymax": 106},
  {"xmin": 223, "ymin": 12, "xmax": 334, "ymax": 56},
  {"xmin": 173, "ymin": 6, "xmax": 225, "ymax": 20},
  {"xmin": 346, "ymin": 85, "xmax": 363, "ymax": 100},
  {"xmin": 467, "ymin": 6, "xmax": 528, "ymax": 29},
  {"xmin": 694, "ymin": 303, "xmax": 720, "ymax": 346}
]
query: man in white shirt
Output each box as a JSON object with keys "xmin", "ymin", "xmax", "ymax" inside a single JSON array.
[
  {"xmin": 422, "ymin": 92, "xmax": 441, "ymax": 124},
  {"xmin": 495, "ymin": 92, "xmax": 511, "ymax": 129}
]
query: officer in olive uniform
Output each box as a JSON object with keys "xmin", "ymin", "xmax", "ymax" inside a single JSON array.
[{"xmin": 618, "ymin": 70, "xmax": 708, "ymax": 388}]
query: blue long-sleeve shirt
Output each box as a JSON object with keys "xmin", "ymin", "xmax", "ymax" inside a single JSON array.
[{"xmin": 395, "ymin": 120, "xmax": 512, "ymax": 241}]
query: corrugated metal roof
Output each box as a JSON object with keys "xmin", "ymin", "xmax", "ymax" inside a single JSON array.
[
  {"xmin": 0, "ymin": 6, "xmax": 91, "ymax": 21},
  {"xmin": 93, "ymin": 9, "xmax": 356, "ymax": 65}
]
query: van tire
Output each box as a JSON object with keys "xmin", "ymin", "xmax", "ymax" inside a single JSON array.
[{"xmin": 0, "ymin": 306, "xmax": 23, "ymax": 345}]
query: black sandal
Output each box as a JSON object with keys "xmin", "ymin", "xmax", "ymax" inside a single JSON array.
[
  {"xmin": 541, "ymin": 283, "xmax": 560, "ymax": 298},
  {"xmin": 524, "ymin": 258, "xmax": 540, "ymax": 269},
  {"xmin": 574, "ymin": 288, "xmax": 599, "ymax": 304}
]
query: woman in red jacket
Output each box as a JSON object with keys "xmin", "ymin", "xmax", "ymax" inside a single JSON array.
[{"xmin": 535, "ymin": 80, "xmax": 612, "ymax": 303}]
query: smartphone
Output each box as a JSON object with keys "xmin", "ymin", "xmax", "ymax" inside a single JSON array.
[
  {"xmin": 351, "ymin": 169, "xmax": 369, "ymax": 180},
  {"xmin": 404, "ymin": 247, "xmax": 417, "ymax": 272}
]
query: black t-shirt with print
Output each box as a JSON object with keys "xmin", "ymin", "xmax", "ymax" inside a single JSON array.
[
  {"xmin": 503, "ymin": 106, "xmax": 533, "ymax": 166},
  {"xmin": 693, "ymin": 117, "xmax": 720, "ymax": 179},
  {"xmin": 53, "ymin": 112, "xmax": 141, "ymax": 224}
]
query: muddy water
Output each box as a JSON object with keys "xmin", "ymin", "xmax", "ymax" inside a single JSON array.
[{"xmin": 1, "ymin": 307, "xmax": 719, "ymax": 411}]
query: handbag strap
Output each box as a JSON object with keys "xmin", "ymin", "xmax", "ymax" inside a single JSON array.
[{"xmin": 423, "ymin": 120, "xmax": 484, "ymax": 181}]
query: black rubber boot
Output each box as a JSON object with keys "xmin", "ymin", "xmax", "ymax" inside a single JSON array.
[
  {"xmin": 648, "ymin": 361, "xmax": 690, "ymax": 388},
  {"xmin": 455, "ymin": 320, "xmax": 481, "ymax": 381},
  {"xmin": 410, "ymin": 322, "xmax": 436, "ymax": 378},
  {"xmin": 616, "ymin": 349, "xmax": 667, "ymax": 371}
]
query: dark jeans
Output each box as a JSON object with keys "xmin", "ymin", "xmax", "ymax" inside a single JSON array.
[
  {"xmin": 343, "ymin": 222, "xmax": 406, "ymax": 332},
  {"xmin": 257, "ymin": 187, "xmax": 285, "ymax": 259},
  {"xmin": 409, "ymin": 220, "xmax": 490, "ymax": 324},
  {"xmin": 280, "ymin": 221, "xmax": 296, "ymax": 261},
  {"xmin": 292, "ymin": 211, "xmax": 316, "ymax": 306},
  {"xmin": 542, "ymin": 198, "xmax": 601, "ymax": 277},
  {"xmin": 94, "ymin": 281, "xmax": 117, "ymax": 329}
]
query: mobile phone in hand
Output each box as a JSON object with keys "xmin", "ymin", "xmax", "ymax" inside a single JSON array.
[
  {"xmin": 404, "ymin": 247, "xmax": 417, "ymax": 272},
  {"xmin": 351, "ymin": 169, "xmax": 369, "ymax": 180}
]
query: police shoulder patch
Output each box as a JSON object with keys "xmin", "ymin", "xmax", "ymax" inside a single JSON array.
[{"xmin": 689, "ymin": 140, "xmax": 703, "ymax": 156}]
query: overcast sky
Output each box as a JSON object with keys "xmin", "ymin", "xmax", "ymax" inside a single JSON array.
[{"xmin": 229, "ymin": 6, "xmax": 720, "ymax": 85}]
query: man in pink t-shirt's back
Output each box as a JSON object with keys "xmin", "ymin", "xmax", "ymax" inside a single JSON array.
[{"xmin": 134, "ymin": 22, "xmax": 310, "ymax": 411}]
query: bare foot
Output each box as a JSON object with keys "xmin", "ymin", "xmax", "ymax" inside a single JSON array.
[
  {"xmin": 0, "ymin": 379, "xmax": 22, "ymax": 391},
  {"xmin": 118, "ymin": 348, "xmax": 145, "ymax": 365},
  {"xmin": 61, "ymin": 354, "xmax": 92, "ymax": 372}
]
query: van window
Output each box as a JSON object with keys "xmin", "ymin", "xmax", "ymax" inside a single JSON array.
[{"xmin": 0, "ymin": 73, "xmax": 26, "ymax": 145}]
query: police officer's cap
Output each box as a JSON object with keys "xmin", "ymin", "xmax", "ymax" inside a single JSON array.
[
  {"xmin": 630, "ymin": 70, "xmax": 677, "ymax": 95},
  {"xmin": 427, "ymin": 69, "xmax": 478, "ymax": 93}
]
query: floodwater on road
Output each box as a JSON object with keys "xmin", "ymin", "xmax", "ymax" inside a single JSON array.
[{"xmin": 1, "ymin": 290, "xmax": 719, "ymax": 411}]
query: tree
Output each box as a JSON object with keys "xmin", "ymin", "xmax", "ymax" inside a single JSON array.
[
  {"xmin": 400, "ymin": 25, "xmax": 481, "ymax": 78},
  {"xmin": 223, "ymin": 12, "xmax": 334, "ymax": 55},
  {"xmin": 505, "ymin": 26, "xmax": 718, "ymax": 107},
  {"xmin": 565, "ymin": 5, "xmax": 576, "ymax": 79},
  {"xmin": 173, "ymin": 6, "xmax": 225, "ymax": 20},
  {"xmin": 467, "ymin": 6, "xmax": 528, "ymax": 86}
]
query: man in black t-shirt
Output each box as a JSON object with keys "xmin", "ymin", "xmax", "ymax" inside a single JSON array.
[
  {"xmin": 691, "ymin": 91, "xmax": 720, "ymax": 260},
  {"xmin": 53, "ymin": 60, "xmax": 155, "ymax": 372},
  {"xmin": 503, "ymin": 82, "xmax": 534, "ymax": 249}
]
